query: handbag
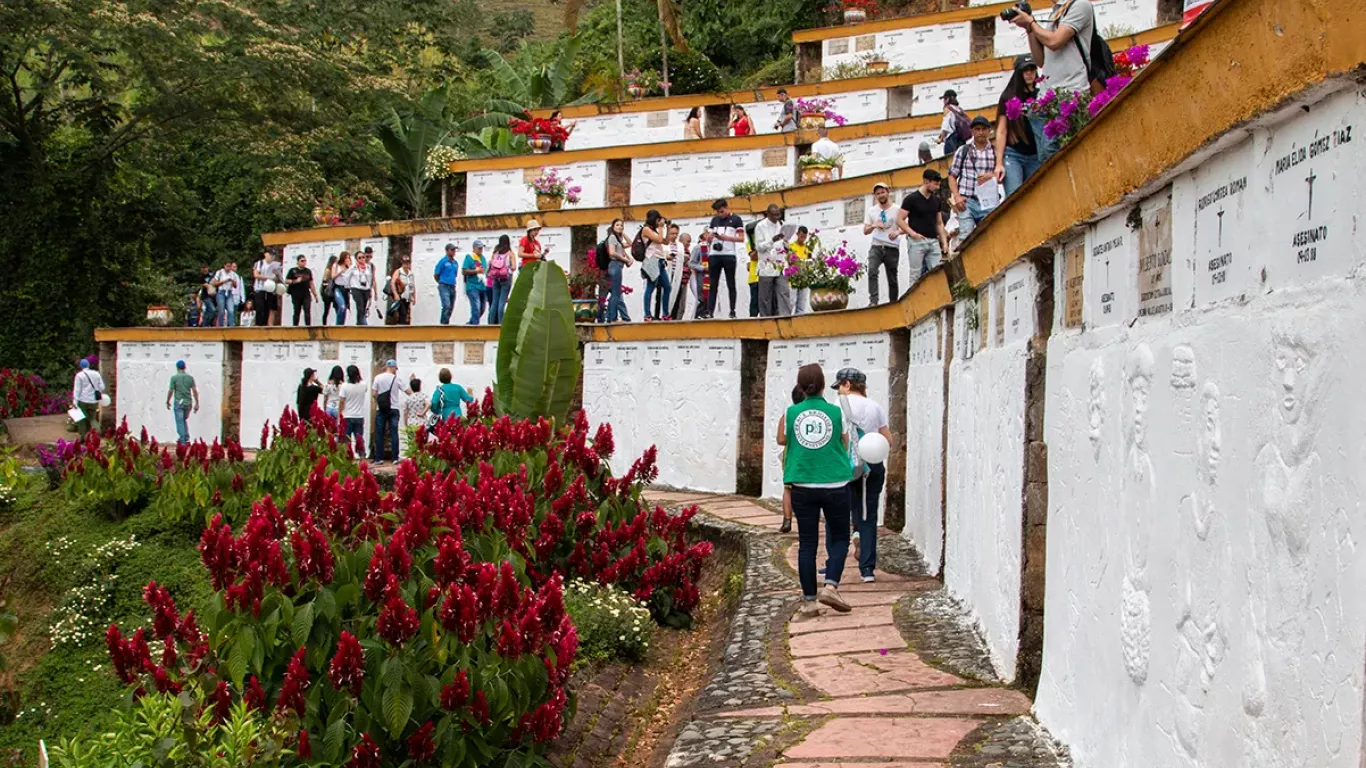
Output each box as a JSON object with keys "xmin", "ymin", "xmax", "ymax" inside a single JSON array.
[
  {"xmin": 424, "ymin": 387, "xmax": 446, "ymax": 430},
  {"xmin": 321, "ymin": 278, "xmax": 334, "ymax": 303}
]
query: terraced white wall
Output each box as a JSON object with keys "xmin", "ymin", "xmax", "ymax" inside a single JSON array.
[
  {"xmin": 241, "ymin": 341, "xmax": 372, "ymax": 445},
  {"xmin": 823, "ymin": 22, "xmax": 973, "ymax": 74},
  {"xmin": 633, "ymin": 147, "xmax": 796, "ymax": 205},
  {"xmin": 565, "ymin": 108, "xmax": 697, "ymax": 151},
  {"xmin": 116, "ymin": 342, "xmax": 225, "ymax": 443},
  {"xmin": 281, "ymin": 238, "xmax": 387, "ymax": 327},
  {"xmin": 903, "ymin": 310, "xmax": 947, "ymax": 576},
  {"xmin": 409, "ymin": 230, "xmax": 572, "ymax": 327},
  {"xmin": 466, "ymin": 161, "xmax": 608, "ymax": 215},
  {"xmin": 394, "ymin": 340, "xmax": 498, "ymax": 417}
]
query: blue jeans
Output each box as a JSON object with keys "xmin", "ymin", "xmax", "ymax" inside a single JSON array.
[
  {"xmin": 1004, "ymin": 147, "xmax": 1042, "ymax": 197},
  {"xmin": 370, "ymin": 408, "xmax": 399, "ymax": 462},
  {"xmin": 217, "ymin": 299, "xmax": 238, "ymax": 327},
  {"xmin": 791, "ymin": 485, "xmax": 850, "ymax": 598},
  {"xmin": 488, "ymin": 279, "xmax": 511, "ymax": 324},
  {"xmin": 438, "ymin": 283, "xmax": 456, "ymax": 325},
  {"xmin": 643, "ymin": 269, "xmax": 671, "ymax": 319},
  {"xmin": 344, "ymin": 417, "xmax": 364, "ymax": 448},
  {"xmin": 1033, "ymin": 115, "xmax": 1058, "ymax": 166},
  {"xmin": 325, "ymin": 406, "xmax": 339, "ymax": 421},
  {"xmin": 465, "ymin": 285, "xmax": 485, "ymax": 325},
  {"xmin": 957, "ymin": 198, "xmax": 987, "ymax": 239},
  {"xmin": 332, "ymin": 288, "xmax": 348, "ymax": 325},
  {"xmin": 173, "ymin": 404, "xmax": 191, "ymax": 445},
  {"xmin": 848, "ymin": 462, "xmax": 886, "ymax": 577},
  {"xmin": 606, "ymin": 261, "xmax": 630, "ymax": 322},
  {"xmin": 200, "ymin": 297, "xmax": 217, "ymax": 327}
]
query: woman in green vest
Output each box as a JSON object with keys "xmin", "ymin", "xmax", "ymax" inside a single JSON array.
[{"xmin": 777, "ymin": 363, "xmax": 854, "ymax": 619}]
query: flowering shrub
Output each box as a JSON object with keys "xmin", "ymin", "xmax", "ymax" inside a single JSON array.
[
  {"xmin": 793, "ymin": 97, "xmax": 848, "ymax": 126},
  {"xmin": 564, "ymin": 580, "xmax": 652, "ymax": 666},
  {"xmin": 509, "ymin": 117, "xmax": 570, "ymax": 144},
  {"xmin": 47, "ymin": 536, "xmax": 141, "ymax": 648},
  {"xmin": 424, "ymin": 145, "xmax": 467, "ymax": 181},
  {"xmin": 0, "ymin": 368, "xmax": 67, "ymax": 419},
  {"xmin": 785, "ymin": 240, "xmax": 866, "ymax": 293},
  {"xmin": 527, "ymin": 168, "xmax": 582, "ymax": 203},
  {"xmin": 255, "ymin": 407, "xmax": 358, "ymax": 500},
  {"xmin": 1015, "ymin": 44, "xmax": 1152, "ymax": 148},
  {"xmin": 622, "ymin": 68, "xmax": 669, "ymax": 95},
  {"xmin": 570, "ymin": 255, "xmax": 604, "ymax": 300},
  {"xmin": 101, "ymin": 406, "xmax": 710, "ymax": 765},
  {"xmin": 315, "ymin": 188, "xmax": 375, "ymax": 226}
]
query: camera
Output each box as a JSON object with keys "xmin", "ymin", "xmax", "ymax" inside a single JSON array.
[{"xmin": 1000, "ymin": 1, "xmax": 1031, "ymax": 20}]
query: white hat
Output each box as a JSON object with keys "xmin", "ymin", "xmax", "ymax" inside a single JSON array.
[{"xmin": 525, "ymin": 219, "xmax": 541, "ymax": 230}]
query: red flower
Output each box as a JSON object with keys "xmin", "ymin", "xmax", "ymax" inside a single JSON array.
[
  {"xmin": 329, "ymin": 631, "xmax": 365, "ymax": 695},
  {"xmin": 363, "ymin": 542, "xmax": 390, "ymax": 603},
  {"xmin": 470, "ymin": 689, "xmax": 490, "ymax": 724},
  {"xmin": 277, "ymin": 646, "xmax": 310, "ymax": 717},
  {"xmin": 349, "ymin": 734, "xmax": 381, "ymax": 768},
  {"xmin": 407, "ymin": 721, "xmax": 436, "ymax": 763},
  {"xmin": 244, "ymin": 675, "xmax": 266, "ymax": 712},
  {"xmin": 210, "ymin": 680, "xmax": 232, "ymax": 724},
  {"xmin": 297, "ymin": 729, "xmax": 313, "ymax": 760},
  {"xmin": 376, "ymin": 589, "xmax": 420, "ymax": 648},
  {"xmin": 142, "ymin": 581, "xmax": 180, "ymax": 640},
  {"xmin": 440, "ymin": 670, "xmax": 470, "ymax": 710}
]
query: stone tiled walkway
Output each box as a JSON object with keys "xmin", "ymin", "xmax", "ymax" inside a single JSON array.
[{"xmin": 648, "ymin": 489, "xmax": 1065, "ymax": 768}]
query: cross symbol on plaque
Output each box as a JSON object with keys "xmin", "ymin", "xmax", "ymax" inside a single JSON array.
[
  {"xmin": 1216, "ymin": 209, "xmax": 1225, "ymax": 247},
  {"xmin": 1305, "ymin": 170, "xmax": 1318, "ymax": 219}
]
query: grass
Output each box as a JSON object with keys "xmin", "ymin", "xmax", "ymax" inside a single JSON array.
[{"xmin": 0, "ymin": 482, "xmax": 210, "ymax": 759}]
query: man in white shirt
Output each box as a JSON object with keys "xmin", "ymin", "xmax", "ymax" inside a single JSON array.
[
  {"xmin": 753, "ymin": 205, "xmax": 793, "ymax": 317},
  {"xmin": 810, "ymin": 127, "xmax": 843, "ymax": 180},
  {"xmin": 72, "ymin": 358, "xmax": 105, "ymax": 437},
  {"xmin": 1009, "ymin": 0, "xmax": 1095, "ymax": 162},
  {"xmin": 252, "ymin": 251, "xmax": 283, "ymax": 327},
  {"xmin": 862, "ymin": 183, "xmax": 902, "ymax": 306},
  {"xmin": 835, "ymin": 368, "xmax": 894, "ymax": 582},
  {"xmin": 211, "ymin": 260, "xmax": 242, "ymax": 327},
  {"xmin": 370, "ymin": 359, "xmax": 413, "ymax": 465}
]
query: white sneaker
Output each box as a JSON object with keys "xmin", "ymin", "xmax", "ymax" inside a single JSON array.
[
  {"xmin": 861, "ymin": 574, "xmax": 876, "ymax": 583},
  {"xmin": 818, "ymin": 585, "xmax": 852, "ymax": 613}
]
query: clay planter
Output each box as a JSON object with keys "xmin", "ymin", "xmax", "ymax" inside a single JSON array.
[
  {"xmin": 311, "ymin": 206, "xmax": 336, "ymax": 225},
  {"xmin": 626, "ymin": 84, "xmax": 646, "ymax": 99},
  {"xmin": 572, "ymin": 298, "xmax": 599, "ymax": 323},
  {"xmin": 798, "ymin": 112, "xmax": 827, "ymax": 130},
  {"xmin": 808, "ymin": 288, "xmax": 850, "ymax": 312},
  {"xmin": 146, "ymin": 305, "xmax": 173, "ymax": 325},
  {"xmin": 535, "ymin": 193, "xmax": 564, "ymax": 211},
  {"xmin": 843, "ymin": 8, "xmax": 867, "ymax": 23},
  {"xmin": 800, "ymin": 165, "xmax": 836, "ymax": 185},
  {"xmin": 866, "ymin": 59, "xmax": 890, "ymax": 74},
  {"xmin": 529, "ymin": 134, "xmax": 553, "ymax": 154}
]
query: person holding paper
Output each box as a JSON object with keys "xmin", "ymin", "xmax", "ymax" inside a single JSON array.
[
  {"xmin": 72, "ymin": 358, "xmax": 105, "ymax": 437},
  {"xmin": 754, "ymin": 204, "xmax": 793, "ymax": 317},
  {"xmin": 947, "ymin": 116, "xmax": 1000, "ymax": 240}
]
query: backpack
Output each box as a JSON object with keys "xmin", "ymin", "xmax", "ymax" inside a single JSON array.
[
  {"xmin": 631, "ymin": 228, "xmax": 647, "ymax": 262},
  {"xmin": 950, "ymin": 106, "xmax": 973, "ymax": 143},
  {"xmin": 594, "ymin": 239, "xmax": 611, "ymax": 270},
  {"xmin": 839, "ymin": 395, "xmax": 867, "ymax": 481},
  {"xmin": 487, "ymin": 251, "xmax": 512, "ymax": 281},
  {"xmin": 1076, "ymin": 28, "xmax": 1116, "ymax": 89}
]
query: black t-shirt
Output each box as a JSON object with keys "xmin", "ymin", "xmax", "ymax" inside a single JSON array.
[
  {"xmin": 297, "ymin": 383, "xmax": 323, "ymax": 418},
  {"xmin": 286, "ymin": 267, "xmax": 313, "ymax": 298},
  {"xmin": 900, "ymin": 190, "xmax": 947, "ymax": 239},
  {"xmin": 997, "ymin": 91, "xmax": 1038, "ymax": 156}
]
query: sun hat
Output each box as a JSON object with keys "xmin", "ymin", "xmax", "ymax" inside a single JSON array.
[{"xmin": 525, "ymin": 219, "xmax": 541, "ymax": 230}]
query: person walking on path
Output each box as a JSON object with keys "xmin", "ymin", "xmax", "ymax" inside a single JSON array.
[
  {"xmin": 835, "ymin": 368, "xmax": 893, "ymax": 582},
  {"xmin": 164, "ymin": 361, "xmax": 199, "ymax": 445},
  {"xmin": 486, "ymin": 235, "xmax": 516, "ymax": 325},
  {"xmin": 897, "ymin": 169, "xmax": 952, "ymax": 282},
  {"xmin": 779, "ymin": 384, "xmax": 805, "ymax": 534},
  {"xmin": 755, "ymin": 204, "xmax": 793, "ymax": 317},
  {"xmin": 430, "ymin": 369, "xmax": 476, "ymax": 422},
  {"xmin": 863, "ymin": 183, "xmax": 902, "ymax": 306},
  {"xmin": 338, "ymin": 365, "xmax": 368, "ymax": 446},
  {"xmin": 463, "ymin": 241, "xmax": 488, "ymax": 325},
  {"xmin": 72, "ymin": 358, "xmax": 105, "ymax": 438},
  {"xmin": 369, "ymin": 360, "xmax": 412, "ymax": 466},
  {"xmin": 706, "ymin": 199, "xmax": 744, "ymax": 319},
  {"xmin": 434, "ymin": 243, "xmax": 459, "ymax": 325},
  {"xmin": 776, "ymin": 363, "xmax": 854, "ymax": 620},
  {"xmin": 286, "ymin": 254, "xmax": 317, "ymax": 326},
  {"xmin": 322, "ymin": 366, "xmax": 344, "ymax": 420},
  {"xmin": 296, "ymin": 368, "xmax": 323, "ymax": 422}
]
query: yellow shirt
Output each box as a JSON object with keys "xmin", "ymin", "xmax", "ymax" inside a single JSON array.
[{"xmin": 747, "ymin": 250, "xmax": 759, "ymax": 284}]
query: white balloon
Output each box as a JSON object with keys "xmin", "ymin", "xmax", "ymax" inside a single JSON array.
[
  {"xmin": 263, "ymin": 279, "xmax": 278, "ymax": 294},
  {"xmin": 274, "ymin": 282, "xmax": 288, "ymax": 296},
  {"xmin": 857, "ymin": 432, "xmax": 890, "ymax": 464}
]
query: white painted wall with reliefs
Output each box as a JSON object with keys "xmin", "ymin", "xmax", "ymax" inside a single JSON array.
[
  {"xmin": 241, "ymin": 342, "xmax": 371, "ymax": 447},
  {"xmin": 394, "ymin": 341, "xmax": 498, "ymax": 414},
  {"xmin": 582, "ymin": 340, "xmax": 742, "ymax": 493},
  {"xmin": 903, "ymin": 310, "xmax": 947, "ymax": 575},
  {"xmin": 466, "ymin": 161, "xmax": 607, "ymax": 215},
  {"xmin": 1036, "ymin": 85, "xmax": 1366, "ymax": 768},
  {"xmin": 762, "ymin": 334, "xmax": 893, "ymax": 512},
  {"xmin": 943, "ymin": 260, "xmax": 1036, "ymax": 682},
  {"xmin": 116, "ymin": 342, "xmax": 225, "ymax": 443}
]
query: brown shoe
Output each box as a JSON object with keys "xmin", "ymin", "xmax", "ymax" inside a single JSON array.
[
  {"xmin": 818, "ymin": 585, "xmax": 851, "ymax": 613},
  {"xmin": 793, "ymin": 602, "xmax": 824, "ymax": 622}
]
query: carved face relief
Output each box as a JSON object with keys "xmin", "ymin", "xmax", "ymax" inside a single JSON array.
[
  {"xmin": 1171, "ymin": 345, "xmax": 1197, "ymax": 390},
  {"xmin": 1128, "ymin": 344, "xmax": 1156, "ymax": 451},
  {"xmin": 1200, "ymin": 380, "xmax": 1221, "ymax": 485},
  {"xmin": 1272, "ymin": 335, "xmax": 1315, "ymax": 426},
  {"xmin": 1271, "ymin": 330, "xmax": 1328, "ymax": 462},
  {"xmin": 1088, "ymin": 357, "xmax": 1106, "ymax": 458}
]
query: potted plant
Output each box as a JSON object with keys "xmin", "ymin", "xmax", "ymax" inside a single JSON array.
[
  {"xmin": 785, "ymin": 240, "xmax": 866, "ymax": 312},
  {"xmin": 834, "ymin": 0, "xmax": 877, "ymax": 25},
  {"xmin": 569, "ymin": 256, "xmax": 604, "ymax": 323},
  {"xmin": 527, "ymin": 168, "xmax": 582, "ymax": 211},
  {"xmin": 510, "ymin": 116, "xmax": 571, "ymax": 154},
  {"xmin": 1019, "ymin": 44, "xmax": 1152, "ymax": 150},
  {"xmin": 798, "ymin": 152, "xmax": 843, "ymax": 185},
  {"xmin": 793, "ymin": 96, "xmax": 849, "ymax": 130},
  {"xmin": 864, "ymin": 51, "xmax": 891, "ymax": 74},
  {"xmin": 622, "ymin": 68, "xmax": 667, "ymax": 99}
]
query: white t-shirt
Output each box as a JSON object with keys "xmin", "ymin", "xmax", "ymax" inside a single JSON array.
[
  {"xmin": 332, "ymin": 265, "xmax": 353, "ymax": 289},
  {"xmin": 812, "ymin": 137, "xmax": 841, "ymax": 160},
  {"xmin": 339, "ymin": 382, "xmax": 369, "ymax": 418},
  {"xmin": 372, "ymin": 372, "xmax": 403, "ymax": 412},
  {"xmin": 214, "ymin": 270, "xmax": 241, "ymax": 301},
  {"xmin": 842, "ymin": 393, "xmax": 888, "ymax": 435},
  {"xmin": 253, "ymin": 260, "xmax": 282, "ymax": 291},
  {"xmin": 864, "ymin": 203, "xmax": 901, "ymax": 247}
]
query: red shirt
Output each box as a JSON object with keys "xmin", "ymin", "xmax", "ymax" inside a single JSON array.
[
  {"xmin": 733, "ymin": 116, "xmax": 754, "ymax": 137},
  {"xmin": 518, "ymin": 235, "xmax": 542, "ymax": 267}
]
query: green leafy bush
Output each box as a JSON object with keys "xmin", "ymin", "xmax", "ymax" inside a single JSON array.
[
  {"xmin": 564, "ymin": 581, "xmax": 651, "ymax": 666},
  {"xmin": 637, "ymin": 49, "xmax": 724, "ymax": 95},
  {"xmin": 729, "ymin": 179, "xmax": 785, "ymax": 197}
]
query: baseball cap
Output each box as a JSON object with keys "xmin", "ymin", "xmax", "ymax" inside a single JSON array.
[
  {"xmin": 872, "ymin": 182, "xmax": 889, "ymax": 193},
  {"xmin": 472, "ymin": 239, "xmax": 486, "ymax": 249},
  {"xmin": 363, "ymin": 246, "xmax": 374, "ymax": 253},
  {"xmin": 78, "ymin": 359, "xmax": 90, "ymax": 370},
  {"xmin": 835, "ymin": 368, "xmax": 866, "ymax": 385},
  {"xmin": 445, "ymin": 243, "xmax": 456, "ymax": 250},
  {"xmin": 175, "ymin": 360, "xmax": 186, "ymax": 369},
  {"xmin": 941, "ymin": 89, "xmax": 957, "ymax": 100},
  {"xmin": 1014, "ymin": 54, "xmax": 1037, "ymax": 71},
  {"xmin": 385, "ymin": 359, "xmax": 397, "ymax": 368},
  {"xmin": 970, "ymin": 116, "xmax": 992, "ymax": 129}
]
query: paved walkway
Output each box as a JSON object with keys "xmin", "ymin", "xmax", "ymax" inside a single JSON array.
[{"xmin": 647, "ymin": 489, "xmax": 1055, "ymax": 768}]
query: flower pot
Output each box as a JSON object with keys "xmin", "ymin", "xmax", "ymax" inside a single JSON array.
[
  {"xmin": 535, "ymin": 193, "xmax": 564, "ymax": 211},
  {"xmin": 843, "ymin": 8, "xmax": 867, "ymax": 24},
  {"xmin": 529, "ymin": 134, "xmax": 553, "ymax": 154},
  {"xmin": 626, "ymin": 84, "xmax": 646, "ymax": 99},
  {"xmin": 798, "ymin": 112, "xmax": 827, "ymax": 130},
  {"xmin": 312, "ymin": 206, "xmax": 337, "ymax": 225},
  {"xmin": 146, "ymin": 305, "xmax": 172, "ymax": 326},
  {"xmin": 572, "ymin": 298, "xmax": 599, "ymax": 323},
  {"xmin": 866, "ymin": 59, "xmax": 890, "ymax": 74},
  {"xmin": 800, "ymin": 165, "xmax": 836, "ymax": 185},
  {"xmin": 808, "ymin": 288, "xmax": 850, "ymax": 312}
]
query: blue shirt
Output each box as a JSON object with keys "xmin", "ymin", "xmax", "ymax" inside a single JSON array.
[
  {"xmin": 461, "ymin": 254, "xmax": 486, "ymax": 288},
  {"xmin": 433, "ymin": 255, "xmax": 459, "ymax": 286},
  {"xmin": 430, "ymin": 383, "xmax": 475, "ymax": 420}
]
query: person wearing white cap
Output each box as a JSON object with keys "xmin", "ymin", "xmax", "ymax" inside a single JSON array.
[
  {"xmin": 166, "ymin": 360, "xmax": 199, "ymax": 445},
  {"xmin": 72, "ymin": 358, "xmax": 105, "ymax": 438},
  {"xmin": 462, "ymin": 240, "xmax": 489, "ymax": 325},
  {"xmin": 863, "ymin": 182, "xmax": 902, "ymax": 306},
  {"xmin": 370, "ymin": 359, "xmax": 413, "ymax": 465}
]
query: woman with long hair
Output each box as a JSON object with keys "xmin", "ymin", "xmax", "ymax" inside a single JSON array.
[
  {"xmin": 323, "ymin": 365, "xmax": 345, "ymax": 420},
  {"xmin": 338, "ymin": 364, "xmax": 367, "ymax": 445},
  {"xmin": 330, "ymin": 252, "xmax": 352, "ymax": 325},
  {"xmin": 683, "ymin": 107, "xmax": 703, "ymax": 140},
  {"xmin": 548, "ymin": 109, "xmax": 576, "ymax": 151},
  {"xmin": 730, "ymin": 105, "xmax": 754, "ymax": 137},
  {"xmin": 296, "ymin": 368, "xmax": 323, "ymax": 421},
  {"xmin": 603, "ymin": 218, "xmax": 631, "ymax": 323},
  {"xmin": 994, "ymin": 55, "xmax": 1043, "ymax": 196},
  {"xmin": 641, "ymin": 210, "xmax": 671, "ymax": 321},
  {"xmin": 321, "ymin": 255, "xmax": 338, "ymax": 326},
  {"xmin": 486, "ymin": 234, "xmax": 515, "ymax": 325}
]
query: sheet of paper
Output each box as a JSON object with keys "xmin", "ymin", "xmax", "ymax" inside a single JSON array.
[
  {"xmin": 67, "ymin": 406, "xmax": 85, "ymax": 423},
  {"xmin": 781, "ymin": 223, "xmax": 797, "ymax": 241},
  {"xmin": 977, "ymin": 178, "xmax": 1001, "ymax": 210}
]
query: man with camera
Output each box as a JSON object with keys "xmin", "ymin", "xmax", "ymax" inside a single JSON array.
[{"xmin": 1003, "ymin": 0, "xmax": 1095, "ymax": 94}]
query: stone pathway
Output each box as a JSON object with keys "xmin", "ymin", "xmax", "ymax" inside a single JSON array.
[{"xmin": 647, "ymin": 489, "xmax": 1069, "ymax": 768}]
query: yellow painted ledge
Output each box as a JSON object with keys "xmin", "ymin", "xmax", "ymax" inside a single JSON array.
[
  {"xmin": 94, "ymin": 326, "xmax": 501, "ymax": 343},
  {"xmin": 793, "ymin": 0, "xmax": 1050, "ymax": 42},
  {"xmin": 531, "ymin": 25, "xmax": 1175, "ymax": 121}
]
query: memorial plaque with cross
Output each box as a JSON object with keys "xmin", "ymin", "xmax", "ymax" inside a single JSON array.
[
  {"xmin": 1063, "ymin": 239, "xmax": 1085, "ymax": 328},
  {"xmin": 1136, "ymin": 196, "xmax": 1174, "ymax": 319},
  {"xmin": 1193, "ymin": 139, "xmax": 1252, "ymax": 305},
  {"xmin": 646, "ymin": 111, "xmax": 669, "ymax": 129},
  {"xmin": 432, "ymin": 343, "xmax": 455, "ymax": 365},
  {"xmin": 855, "ymin": 35, "xmax": 877, "ymax": 52}
]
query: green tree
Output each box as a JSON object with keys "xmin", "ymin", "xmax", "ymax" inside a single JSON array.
[{"xmin": 377, "ymin": 87, "xmax": 451, "ymax": 218}]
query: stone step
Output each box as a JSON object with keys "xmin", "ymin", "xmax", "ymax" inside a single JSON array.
[
  {"xmin": 789, "ymin": 625, "xmax": 905, "ymax": 658},
  {"xmin": 789, "ymin": 603, "xmax": 894, "ymax": 635},
  {"xmin": 783, "ymin": 717, "xmax": 980, "ymax": 761},
  {"xmin": 717, "ymin": 688, "xmax": 1032, "ymax": 719},
  {"xmin": 792, "ymin": 650, "xmax": 963, "ymax": 697}
]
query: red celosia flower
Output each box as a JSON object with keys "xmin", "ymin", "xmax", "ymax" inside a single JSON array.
[
  {"xmin": 142, "ymin": 581, "xmax": 180, "ymax": 640},
  {"xmin": 363, "ymin": 542, "xmax": 390, "ymax": 603},
  {"xmin": 245, "ymin": 675, "xmax": 266, "ymax": 711},
  {"xmin": 407, "ymin": 721, "xmax": 436, "ymax": 763},
  {"xmin": 440, "ymin": 670, "xmax": 470, "ymax": 710},
  {"xmin": 210, "ymin": 680, "xmax": 232, "ymax": 724},
  {"xmin": 277, "ymin": 646, "xmax": 310, "ymax": 717},
  {"xmin": 470, "ymin": 689, "xmax": 491, "ymax": 724},
  {"xmin": 349, "ymin": 734, "xmax": 381, "ymax": 768},
  {"xmin": 329, "ymin": 631, "xmax": 365, "ymax": 695},
  {"xmin": 433, "ymin": 532, "xmax": 468, "ymax": 586},
  {"xmin": 376, "ymin": 589, "xmax": 419, "ymax": 648},
  {"xmin": 297, "ymin": 729, "xmax": 313, "ymax": 760}
]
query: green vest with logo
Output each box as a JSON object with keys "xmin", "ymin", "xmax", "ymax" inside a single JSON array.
[{"xmin": 783, "ymin": 397, "xmax": 852, "ymax": 485}]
